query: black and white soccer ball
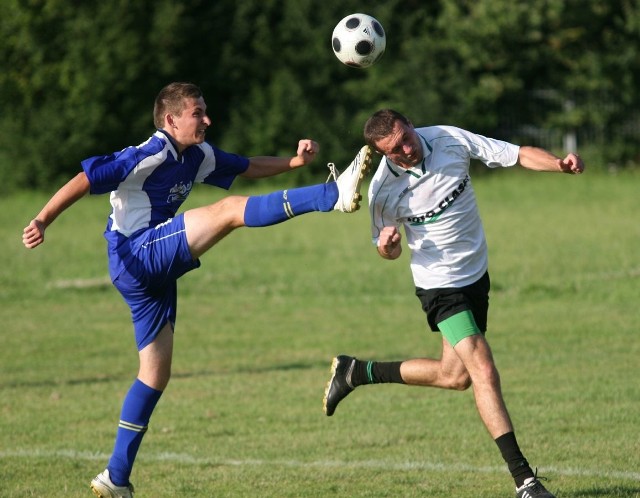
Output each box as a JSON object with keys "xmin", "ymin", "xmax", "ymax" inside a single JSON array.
[{"xmin": 331, "ymin": 13, "xmax": 386, "ymax": 68}]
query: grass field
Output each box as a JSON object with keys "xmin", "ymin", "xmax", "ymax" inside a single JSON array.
[{"xmin": 1, "ymin": 169, "xmax": 639, "ymax": 497}]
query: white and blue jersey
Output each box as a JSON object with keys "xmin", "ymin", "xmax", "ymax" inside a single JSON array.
[
  {"xmin": 82, "ymin": 129, "xmax": 249, "ymax": 277},
  {"xmin": 81, "ymin": 130, "xmax": 249, "ymax": 349}
]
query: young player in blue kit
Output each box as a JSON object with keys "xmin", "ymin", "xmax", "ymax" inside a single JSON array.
[
  {"xmin": 323, "ymin": 109, "xmax": 585, "ymax": 498},
  {"xmin": 22, "ymin": 82, "xmax": 372, "ymax": 497}
]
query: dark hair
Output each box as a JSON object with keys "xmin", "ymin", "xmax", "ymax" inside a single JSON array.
[
  {"xmin": 153, "ymin": 82, "xmax": 203, "ymax": 129},
  {"xmin": 363, "ymin": 109, "xmax": 411, "ymax": 149}
]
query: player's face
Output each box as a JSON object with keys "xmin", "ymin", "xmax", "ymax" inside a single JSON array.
[
  {"xmin": 170, "ymin": 97, "xmax": 211, "ymax": 151},
  {"xmin": 375, "ymin": 120, "xmax": 423, "ymax": 168}
]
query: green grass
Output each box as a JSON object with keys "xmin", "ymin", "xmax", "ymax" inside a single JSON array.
[{"xmin": 1, "ymin": 170, "xmax": 639, "ymax": 497}]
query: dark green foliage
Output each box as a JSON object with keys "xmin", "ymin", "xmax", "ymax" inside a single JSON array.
[{"xmin": 1, "ymin": 0, "xmax": 639, "ymax": 192}]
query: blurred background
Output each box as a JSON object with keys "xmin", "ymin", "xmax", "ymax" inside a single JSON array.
[{"xmin": 1, "ymin": 0, "xmax": 639, "ymax": 192}]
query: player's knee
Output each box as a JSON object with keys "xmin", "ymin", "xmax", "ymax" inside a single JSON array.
[
  {"xmin": 451, "ymin": 372, "xmax": 472, "ymax": 391},
  {"xmin": 211, "ymin": 196, "xmax": 247, "ymax": 227},
  {"xmin": 441, "ymin": 370, "xmax": 472, "ymax": 391},
  {"xmin": 486, "ymin": 364, "xmax": 501, "ymax": 387},
  {"xmin": 473, "ymin": 361, "xmax": 501, "ymax": 389}
]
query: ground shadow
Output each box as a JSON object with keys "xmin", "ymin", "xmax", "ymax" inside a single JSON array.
[
  {"xmin": 572, "ymin": 485, "xmax": 640, "ymax": 497},
  {"xmin": 1, "ymin": 358, "xmax": 328, "ymax": 389}
]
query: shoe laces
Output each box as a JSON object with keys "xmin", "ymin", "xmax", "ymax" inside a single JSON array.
[
  {"xmin": 520, "ymin": 468, "xmax": 550, "ymax": 491},
  {"xmin": 326, "ymin": 162, "xmax": 340, "ymax": 183},
  {"xmin": 532, "ymin": 467, "xmax": 549, "ymax": 484}
]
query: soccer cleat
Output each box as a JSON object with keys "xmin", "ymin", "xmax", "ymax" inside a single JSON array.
[
  {"xmin": 90, "ymin": 469, "xmax": 134, "ymax": 498},
  {"xmin": 323, "ymin": 355, "xmax": 357, "ymax": 416},
  {"xmin": 327, "ymin": 145, "xmax": 373, "ymax": 213},
  {"xmin": 515, "ymin": 475, "xmax": 555, "ymax": 498}
]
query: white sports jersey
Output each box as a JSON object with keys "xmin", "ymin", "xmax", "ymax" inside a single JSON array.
[{"xmin": 368, "ymin": 125, "xmax": 520, "ymax": 289}]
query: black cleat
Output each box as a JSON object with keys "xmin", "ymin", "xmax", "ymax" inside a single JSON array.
[
  {"xmin": 516, "ymin": 475, "xmax": 555, "ymax": 498},
  {"xmin": 323, "ymin": 355, "xmax": 356, "ymax": 416}
]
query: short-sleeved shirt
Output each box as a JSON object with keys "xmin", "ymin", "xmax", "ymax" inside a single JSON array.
[
  {"xmin": 82, "ymin": 129, "xmax": 250, "ymax": 280},
  {"xmin": 368, "ymin": 125, "xmax": 520, "ymax": 290},
  {"xmin": 81, "ymin": 130, "xmax": 250, "ymax": 349}
]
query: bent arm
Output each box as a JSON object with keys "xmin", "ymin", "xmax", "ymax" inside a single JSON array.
[
  {"xmin": 241, "ymin": 139, "xmax": 319, "ymax": 178},
  {"xmin": 22, "ymin": 171, "xmax": 91, "ymax": 249},
  {"xmin": 377, "ymin": 226, "xmax": 403, "ymax": 260},
  {"xmin": 518, "ymin": 146, "xmax": 585, "ymax": 174}
]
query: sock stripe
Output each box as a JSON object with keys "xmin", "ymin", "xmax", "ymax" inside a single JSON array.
[
  {"xmin": 283, "ymin": 202, "xmax": 295, "ymax": 218},
  {"xmin": 366, "ymin": 361, "xmax": 374, "ymax": 384},
  {"xmin": 118, "ymin": 420, "xmax": 148, "ymax": 433}
]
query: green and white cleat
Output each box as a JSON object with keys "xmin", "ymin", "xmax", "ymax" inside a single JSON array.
[{"xmin": 327, "ymin": 145, "xmax": 373, "ymax": 213}]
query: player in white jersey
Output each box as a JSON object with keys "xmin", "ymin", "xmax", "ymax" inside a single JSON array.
[
  {"xmin": 323, "ymin": 109, "xmax": 585, "ymax": 498},
  {"xmin": 22, "ymin": 82, "xmax": 372, "ymax": 497}
]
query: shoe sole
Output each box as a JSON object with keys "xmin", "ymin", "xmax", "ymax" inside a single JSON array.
[
  {"xmin": 345, "ymin": 146, "xmax": 373, "ymax": 212},
  {"xmin": 90, "ymin": 481, "xmax": 132, "ymax": 498},
  {"xmin": 322, "ymin": 356, "xmax": 340, "ymax": 416},
  {"xmin": 90, "ymin": 485, "xmax": 108, "ymax": 498}
]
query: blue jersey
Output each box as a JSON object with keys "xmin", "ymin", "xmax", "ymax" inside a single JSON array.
[
  {"xmin": 81, "ymin": 130, "xmax": 250, "ymax": 278},
  {"xmin": 82, "ymin": 130, "xmax": 249, "ymax": 236}
]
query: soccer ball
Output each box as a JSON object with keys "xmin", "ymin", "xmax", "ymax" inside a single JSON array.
[{"xmin": 331, "ymin": 13, "xmax": 386, "ymax": 68}]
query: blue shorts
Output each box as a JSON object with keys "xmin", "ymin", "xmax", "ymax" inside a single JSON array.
[{"xmin": 110, "ymin": 214, "xmax": 200, "ymax": 350}]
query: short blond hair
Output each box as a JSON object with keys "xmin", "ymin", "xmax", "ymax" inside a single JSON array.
[{"xmin": 153, "ymin": 82, "xmax": 203, "ymax": 129}]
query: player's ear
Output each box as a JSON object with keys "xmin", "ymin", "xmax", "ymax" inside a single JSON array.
[{"xmin": 165, "ymin": 114, "xmax": 177, "ymax": 129}]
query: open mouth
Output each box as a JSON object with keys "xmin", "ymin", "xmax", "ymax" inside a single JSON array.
[{"xmin": 403, "ymin": 153, "xmax": 418, "ymax": 166}]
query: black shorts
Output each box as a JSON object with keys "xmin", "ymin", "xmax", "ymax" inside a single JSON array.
[{"xmin": 415, "ymin": 271, "xmax": 490, "ymax": 333}]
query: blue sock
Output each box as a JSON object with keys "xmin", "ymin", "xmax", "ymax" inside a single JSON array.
[
  {"xmin": 244, "ymin": 183, "xmax": 338, "ymax": 227},
  {"xmin": 107, "ymin": 379, "xmax": 163, "ymax": 486}
]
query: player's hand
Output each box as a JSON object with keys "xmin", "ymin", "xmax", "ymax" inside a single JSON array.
[
  {"xmin": 558, "ymin": 153, "xmax": 585, "ymax": 174},
  {"xmin": 294, "ymin": 139, "xmax": 319, "ymax": 166},
  {"xmin": 22, "ymin": 219, "xmax": 46, "ymax": 249},
  {"xmin": 378, "ymin": 226, "xmax": 402, "ymax": 259}
]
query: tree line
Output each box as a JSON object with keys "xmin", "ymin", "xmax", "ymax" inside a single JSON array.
[{"xmin": 1, "ymin": 0, "xmax": 638, "ymax": 192}]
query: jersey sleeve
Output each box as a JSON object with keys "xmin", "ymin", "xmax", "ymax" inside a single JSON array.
[
  {"xmin": 81, "ymin": 146, "xmax": 143, "ymax": 195},
  {"xmin": 196, "ymin": 144, "xmax": 250, "ymax": 189},
  {"xmin": 456, "ymin": 128, "xmax": 520, "ymax": 168}
]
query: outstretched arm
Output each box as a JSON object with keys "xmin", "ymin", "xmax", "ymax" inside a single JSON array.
[
  {"xmin": 22, "ymin": 171, "xmax": 91, "ymax": 249},
  {"xmin": 241, "ymin": 139, "xmax": 320, "ymax": 178},
  {"xmin": 518, "ymin": 146, "xmax": 585, "ymax": 174}
]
